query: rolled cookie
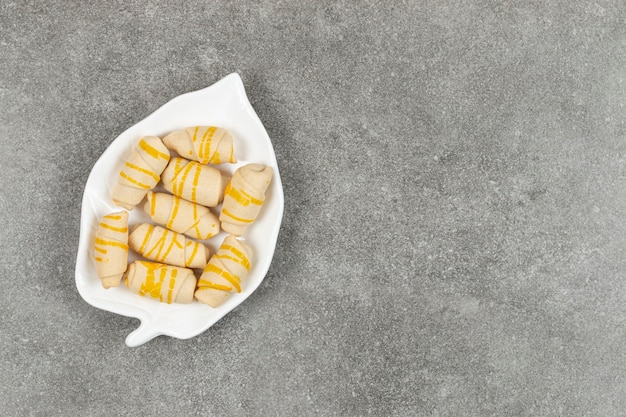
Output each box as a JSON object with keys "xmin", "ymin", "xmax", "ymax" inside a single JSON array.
[
  {"xmin": 129, "ymin": 223, "xmax": 209, "ymax": 269},
  {"xmin": 125, "ymin": 260, "xmax": 197, "ymax": 304},
  {"xmin": 194, "ymin": 235, "xmax": 252, "ymax": 308},
  {"xmin": 111, "ymin": 136, "xmax": 170, "ymax": 209},
  {"xmin": 144, "ymin": 191, "xmax": 220, "ymax": 240},
  {"xmin": 94, "ymin": 211, "xmax": 129, "ymax": 288},
  {"xmin": 219, "ymin": 164, "xmax": 272, "ymax": 236},
  {"xmin": 162, "ymin": 126, "xmax": 236, "ymax": 164},
  {"xmin": 161, "ymin": 157, "xmax": 230, "ymax": 208}
]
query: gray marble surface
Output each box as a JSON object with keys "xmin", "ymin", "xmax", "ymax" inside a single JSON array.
[{"xmin": 1, "ymin": 1, "xmax": 625, "ymax": 415}]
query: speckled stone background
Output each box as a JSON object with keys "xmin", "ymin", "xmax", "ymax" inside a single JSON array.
[{"xmin": 1, "ymin": 1, "xmax": 625, "ymax": 415}]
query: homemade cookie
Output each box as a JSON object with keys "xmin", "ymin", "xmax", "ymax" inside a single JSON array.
[
  {"xmin": 94, "ymin": 211, "xmax": 129, "ymax": 288},
  {"xmin": 195, "ymin": 235, "xmax": 252, "ymax": 308},
  {"xmin": 125, "ymin": 260, "xmax": 197, "ymax": 304},
  {"xmin": 111, "ymin": 136, "xmax": 170, "ymax": 209},
  {"xmin": 162, "ymin": 126, "xmax": 235, "ymax": 164},
  {"xmin": 219, "ymin": 163, "xmax": 272, "ymax": 236}
]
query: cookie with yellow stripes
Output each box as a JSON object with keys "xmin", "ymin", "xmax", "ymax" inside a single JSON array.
[
  {"xmin": 162, "ymin": 126, "xmax": 236, "ymax": 164},
  {"xmin": 143, "ymin": 191, "xmax": 220, "ymax": 240},
  {"xmin": 125, "ymin": 261, "xmax": 197, "ymax": 304},
  {"xmin": 194, "ymin": 235, "xmax": 252, "ymax": 307},
  {"xmin": 111, "ymin": 136, "xmax": 170, "ymax": 210},
  {"xmin": 160, "ymin": 157, "xmax": 230, "ymax": 208},
  {"xmin": 94, "ymin": 211, "xmax": 129, "ymax": 288},
  {"xmin": 219, "ymin": 163, "xmax": 273, "ymax": 236},
  {"xmin": 128, "ymin": 223, "xmax": 209, "ymax": 269}
]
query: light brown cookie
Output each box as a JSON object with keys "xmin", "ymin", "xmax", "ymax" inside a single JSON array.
[
  {"xmin": 195, "ymin": 235, "xmax": 252, "ymax": 308},
  {"xmin": 94, "ymin": 211, "xmax": 129, "ymax": 288},
  {"xmin": 219, "ymin": 163, "xmax": 272, "ymax": 236},
  {"xmin": 162, "ymin": 126, "xmax": 236, "ymax": 164},
  {"xmin": 125, "ymin": 260, "xmax": 197, "ymax": 304},
  {"xmin": 160, "ymin": 157, "xmax": 230, "ymax": 208},
  {"xmin": 111, "ymin": 136, "xmax": 170, "ymax": 209}
]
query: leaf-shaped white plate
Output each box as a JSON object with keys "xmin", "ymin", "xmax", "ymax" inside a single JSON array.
[{"xmin": 75, "ymin": 73, "xmax": 284, "ymax": 347}]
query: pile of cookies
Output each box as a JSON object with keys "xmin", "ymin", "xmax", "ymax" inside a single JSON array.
[{"xmin": 93, "ymin": 126, "xmax": 272, "ymax": 307}]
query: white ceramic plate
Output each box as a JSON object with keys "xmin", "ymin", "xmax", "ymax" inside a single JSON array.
[{"xmin": 75, "ymin": 73, "xmax": 284, "ymax": 347}]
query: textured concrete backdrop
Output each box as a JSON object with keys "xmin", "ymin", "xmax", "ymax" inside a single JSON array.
[{"xmin": 1, "ymin": 1, "xmax": 625, "ymax": 416}]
